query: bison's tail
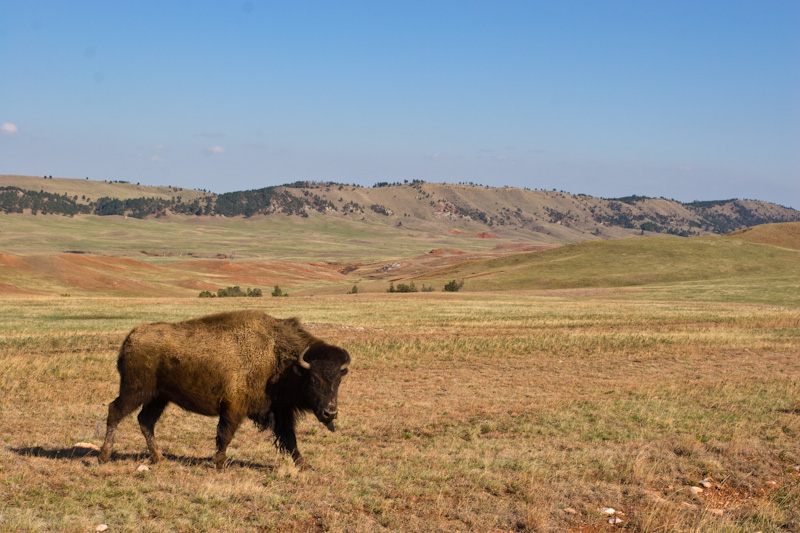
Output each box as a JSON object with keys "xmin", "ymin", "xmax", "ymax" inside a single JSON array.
[{"xmin": 116, "ymin": 331, "xmax": 136, "ymax": 377}]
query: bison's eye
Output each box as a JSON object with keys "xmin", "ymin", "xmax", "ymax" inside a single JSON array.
[
  {"xmin": 310, "ymin": 375, "xmax": 319, "ymax": 386},
  {"xmin": 341, "ymin": 368, "xmax": 349, "ymax": 376}
]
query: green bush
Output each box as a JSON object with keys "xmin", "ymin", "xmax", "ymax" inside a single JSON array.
[
  {"xmin": 443, "ymin": 279, "xmax": 464, "ymax": 292},
  {"xmin": 198, "ymin": 286, "xmax": 263, "ymax": 298},
  {"xmin": 272, "ymin": 286, "xmax": 288, "ymax": 297},
  {"xmin": 388, "ymin": 281, "xmax": 417, "ymax": 293}
]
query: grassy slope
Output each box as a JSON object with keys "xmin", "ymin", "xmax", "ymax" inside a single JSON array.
[
  {"xmin": 0, "ymin": 212, "xmax": 511, "ymax": 296},
  {"xmin": 413, "ymin": 223, "xmax": 800, "ymax": 306},
  {"xmin": 727, "ymin": 221, "xmax": 800, "ymax": 251},
  {"xmin": 0, "ymin": 212, "xmax": 503, "ymax": 261},
  {"xmin": 0, "ymin": 174, "xmax": 209, "ymax": 203}
]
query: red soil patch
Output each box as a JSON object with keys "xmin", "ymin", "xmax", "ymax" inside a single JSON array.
[
  {"xmin": 0, "ymin": 253, "xmax": 27, "ymax": 268},
  {"xmin": 19, "ymin": 255, "xmax": 159, "ymax": 292},
  {"xmin": 0, "ymin": 282, "xmax": 42, "ymax": 295},
  {"xmin": 177, "ymin": 279, "xmax": 219, "ymax": 291},
  {"xmin": 428, "ymin": 249, "xmax": 465, "ymax": 255},
  {"xmin": 451, "ymin": 229, "xmax": 499, "ymax": 239}
]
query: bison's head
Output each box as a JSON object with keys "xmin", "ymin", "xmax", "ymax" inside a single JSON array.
[{"xmin": 296, "ymin": 342, "xmax": 350, "ymax": 432}]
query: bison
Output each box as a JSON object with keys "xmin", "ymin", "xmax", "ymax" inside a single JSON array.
[{"xmin": 98, "ymin": 310, "xmax": 351, "ymax": 470}]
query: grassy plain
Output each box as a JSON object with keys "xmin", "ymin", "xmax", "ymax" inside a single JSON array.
[
  {"xmin": 0, "ymin": 212, "xmax": 501, "ymax": 261},
  {"xmin": 1, "ymin": 292, "xmax": 798, "ymax": 532}
]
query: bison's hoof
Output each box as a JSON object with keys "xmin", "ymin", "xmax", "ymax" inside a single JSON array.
[
  {"xmin": 98, "ymin": 450, "xmax": 111, "ymax": 464},
  {"xmin": 150, "ymin": 452, "xmax": 163, "ymax": 464},
  {"xmin": 294, "ymin": 459, "xmax": 312, "ymax": 472},
  {"xmin": 213, "ymin": 453, "xmax": 226, "ymax": 470}
]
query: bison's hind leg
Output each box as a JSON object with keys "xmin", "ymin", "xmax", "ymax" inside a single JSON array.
[
  {"xmin": 138, "ymin": 397, "xmax": 169, "ymax": 464},
  {"xmin": 99, "ymin": 393, "xmax": 146, "ymax": 464}
]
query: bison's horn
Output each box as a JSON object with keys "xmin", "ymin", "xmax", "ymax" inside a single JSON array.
[
  {"xmin": 340, "ymin": 360, "xmax": 350, "ymax": 371},
  {"xmin": 298, "ymin": 347, "xmax": 311, "ymax": 369}
]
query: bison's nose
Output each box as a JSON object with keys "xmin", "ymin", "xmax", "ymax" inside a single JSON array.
[{"xmin": 322, "ymin": 408, "xmax": 338, "ymax": 420}]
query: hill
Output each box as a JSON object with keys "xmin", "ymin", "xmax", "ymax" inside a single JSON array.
[
  {"xmin": 2, "ymin": 175, "xmax": 799, "ymax": 303},
  {"xmin": 407, "ymin": 222, "xmax": 800, "ymax": 306},
  {"xmin": 3, "ymin": 175, "xmax": 799, "ymax": 241}
]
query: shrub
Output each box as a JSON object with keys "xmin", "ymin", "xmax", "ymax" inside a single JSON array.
[
  {"xmin": 389, "ymin": 281, "xmax": 417, "ymax": 293},
  {"xmin": 443, "ymin": 279, "xmax": 464, "ymax": 292},
  {"xmin": 218, "ymin": 286, "xmax": 246, "ymax": 297},
  {"xmin": 198, "ymin": 287, "xmax": 263, "ymax": 298},
  {"xmin": 272, "ymin": 286, "xmax": 288, "ymax": 297}
]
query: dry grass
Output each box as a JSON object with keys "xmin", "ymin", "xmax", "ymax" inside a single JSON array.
[{"xmin": 1, "ymin": 294, "xmax": 798, "ymax": 532}]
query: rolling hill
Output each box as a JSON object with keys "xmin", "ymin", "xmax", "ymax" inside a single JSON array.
[
  {"xmin": 1, "ymin": 175, "xmax": 799, "ymax": 303},
  {"xmin": 405, "ymin": 222, "xmax": 800, "ymax": 306},
  {"xmin": 3, "ymin": 174, "xmax": 800, "ymax": 242}
]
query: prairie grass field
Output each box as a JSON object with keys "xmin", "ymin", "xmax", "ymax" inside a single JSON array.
[{"xmin": 1, "ymin": 293, "xmax": 798, "ymax": 532}]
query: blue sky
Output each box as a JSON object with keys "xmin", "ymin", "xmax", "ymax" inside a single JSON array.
[{"xmin": 2, "ymin": 1, "xmax": 798, "ymax": 208}]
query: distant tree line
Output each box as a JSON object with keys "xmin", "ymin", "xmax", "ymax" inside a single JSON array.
[
  {"xmin": 3, "ymin": 182, "xmax": 798, "ymax": 236},
  {"xmin": 1, "ymin": 186, "xmax": 361, "ymax": 219},
  {"xmin": 199, "ymin": 286, "xmax": 263, "ymax": 298},
  {"xmin": 0, "ymin": 187, "xmax": 92, "ymax": 216}
]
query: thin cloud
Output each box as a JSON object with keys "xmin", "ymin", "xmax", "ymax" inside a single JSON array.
[
  {"xmin": 203, "ymin": 145, "xmax": 225, "ymax": 155},
  {"xmin": 194, "ymin": 132, "xmax": 225, "ymax": 139},
  {"xmin": 150, "ymin": 155, "xmax": 166, "ymax": 163},
  {"xmin": 1, "ymin": 123, "xmax": 18, "ymax": 134}
]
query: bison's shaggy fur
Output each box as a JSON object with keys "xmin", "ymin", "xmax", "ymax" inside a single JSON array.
[{"xmin": 98, "ymin": 310, "xmax": 351, "ymax": 470}]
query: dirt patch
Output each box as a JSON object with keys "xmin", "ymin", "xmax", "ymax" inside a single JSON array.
[
  {"xmin": 177, "ymin": 279, "xmax": 219, "ymax": 291},
  {"xmin": 451, "ymin": 229, "xmax": 500, "ymax": 238}
]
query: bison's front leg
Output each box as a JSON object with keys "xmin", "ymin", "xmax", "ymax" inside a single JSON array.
[
  {"xmin": 272, "ymin": 407, "xmax": 310, "ymax": 471},
  {"xmin": 214, "ymin": 403, "xmax": 245, "ymax": 469}
]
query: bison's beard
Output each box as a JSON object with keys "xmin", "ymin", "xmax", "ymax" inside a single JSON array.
[{"xmin": 324, "ymin": 420, "xmax": 335, "ymax": 432}]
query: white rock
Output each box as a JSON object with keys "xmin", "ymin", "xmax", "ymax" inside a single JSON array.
[
  {"xmin": 689, "ymin": 486, "xmax": 703, "ymax": 495},
  {"xmin": 96, "ymin": 525, "xmax": 108, "ymax": 532},
  {"xmin": 74, "ymin": 442, "xmax": 101, "ymax": 451},
  {"xmin": 699, "ymin": 480, "xmax": 712, "ymax": 488},
  {"xmin": 136, "ymin": 464, "xmax": 150, "ymax": 472},
  {"xmin": 600, "ymin": 507, "xmax": 616, "ymax": 516},
  {"xmin": 608, "ymin": 518, "xmax": 624, "ymax": 525}
]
